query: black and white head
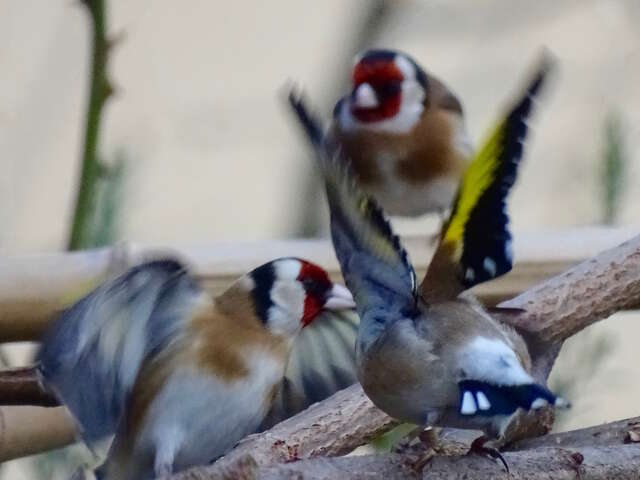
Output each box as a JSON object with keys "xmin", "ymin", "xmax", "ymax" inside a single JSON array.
[
  {"xmin": 244, "ymin": 258, "xmax": 355, "ymax": 338},
  {"xmin": 335, "ymin": 49, "xmax": 429, "ymax": 134}
]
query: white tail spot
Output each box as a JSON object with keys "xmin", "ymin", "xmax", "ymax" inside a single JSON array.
[
  {"xmin": 483, "ymin": 257, "xmax": 497, "ymax": 277},
  {"xmin": 465, "ymin": 268, "xmax": 475, "ymax": 283},
  {"xmin": 476, "ymin": 391, "xmax": 491, "ymax": 411},
  {"xmin": 461, "ymin": 391, "xmax": 477, "ymax": 415}
]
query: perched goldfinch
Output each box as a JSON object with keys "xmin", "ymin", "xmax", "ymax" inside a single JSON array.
[
  {"xmin": 289, "ymin": 52, "xmax": 567, "ymax": 470},
  {"xmin": 327, "ymin": 49, "xmax": 472, "ymax": 217},
  {"xmin": 37, "ymin": 257, "xmax": 355, "ymax": 479}
]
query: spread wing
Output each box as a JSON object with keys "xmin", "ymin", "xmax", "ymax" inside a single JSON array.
[
  {"xmin": 289, "ymin": 91, "xmax": 416, "ymax": 349},
  {"xmin": 260, "ymin": 309, "xmax": 359, "ymax": 429},
  {"xmin": 421, "ymin": 52, "xmax": 555, "ymax": 302},
  {"xmin": 36, "ymin": 259, "xmax": 200, "ymax": 443}
]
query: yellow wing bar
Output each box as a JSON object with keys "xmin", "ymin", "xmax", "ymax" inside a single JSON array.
[{"xmin": 437, "ymin": 51, "xmax": 554, "ymax": 290}]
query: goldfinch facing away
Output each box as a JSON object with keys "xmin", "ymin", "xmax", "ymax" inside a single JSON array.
[
  {"xmin": 37, "ymin": 257, "xmax": 355, "ymax": 480},
  {"xmin": 328, "ymin": 49, "xmax": 472, "ymax": 217},
  {"xmin": 289, "ymin": 51, "xmax": 566, "ymax": 469}
]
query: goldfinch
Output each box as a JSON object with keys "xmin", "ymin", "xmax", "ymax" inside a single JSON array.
[
  {"xmin": 327, "ymin": 49, "xmax": 472, "ymax": 217},
  {"xmin": 37, "ymin": 257, "xmax": 355, "ymax": 479},
  {"xmin": 289, "ymin": 51, "xmax": 567, "ymax": 470}
]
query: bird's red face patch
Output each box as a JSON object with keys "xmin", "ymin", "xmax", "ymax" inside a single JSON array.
[
  {"xmin": 297, "ymin": 260, "xmax": 332, "ymax": 327},
  {"xmin": 351, "ymin": 60, "xmax": 403, "ymax": 122}
]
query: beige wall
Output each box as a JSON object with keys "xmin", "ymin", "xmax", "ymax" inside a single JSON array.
[{"xmin": 1, "ymin": 1, "xmax": 639, "ymax": 253}]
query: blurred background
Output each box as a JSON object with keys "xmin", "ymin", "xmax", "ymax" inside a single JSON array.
[{"xmin": 1, "ymin": 0, "xmax": 639, "ymax": 478}]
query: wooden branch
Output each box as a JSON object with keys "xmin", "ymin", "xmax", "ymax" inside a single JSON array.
[
  {"xmin": 195, "ymin": 445, "xmax": 640, "ymax": 480},
  {"xmin": 0, "ymin": 367, "xmax": 57, "ymax": 407},
  {"xmin": 195, "ymin": 384, "xmax": 394, "ymax": 469},
  {"xmin": 499, "ymin": 233, "xmax": 640, "ymax": 341},
  {"xmin": 173, "ymin": 416, "xmax": 640, "ymax": 479},
  {"xmin": 509, "ymin": 417, "xmax": 640, "ymax": 450},
  {"xmin": 0, "ymin": 228, "xmax": 633, "ymax": 342},
  {"xmin": 0, "ymin": 406, "xmax": 77, "ymax": 461},
  {"xmin": 497, "ymin": 233, "xmax": 640, "ymax": 383}
]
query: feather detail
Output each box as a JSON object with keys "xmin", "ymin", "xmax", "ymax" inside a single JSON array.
[
  {"xmin": 421, "ymin": 51, "xmax": 555, "ymax": 302},
  {"xmin": 260, "ymin": 310, "xmax": 359, "ymax": 430},
  {"xmin": 458, "ymin": 379, "xmax": 569, "ymax": 417},
  {"xmin": 288, "ymin": 90, "xmax": 417, "ymax": 349},
  {"xmin": 37, "ymin": 259, "xmax": 193, "ymax": 443},
  {"xmin": 288, "ymin": 90, "xmax": 325, "ymax": 150}
]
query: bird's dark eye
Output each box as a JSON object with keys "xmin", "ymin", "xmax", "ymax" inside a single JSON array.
[
  {"xmin": 378, "ymin": 81, "xmax": 401, "ymax": 98},
  {"xmin": 301, "ymin": 277, "xmax": 329, "ymax": 298}
]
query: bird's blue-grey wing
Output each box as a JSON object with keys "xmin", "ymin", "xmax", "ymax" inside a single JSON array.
[
  {"xmin": 36, "ymin": 259, "xmax": 195, "ymax": 442},
  {"xmin": 288, "ymin": 92, "xmax": 417, "ymax": 350}
]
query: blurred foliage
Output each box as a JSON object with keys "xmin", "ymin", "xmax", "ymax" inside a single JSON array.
[
  {"xmin": 83, "ymin": 152, "xmax": 127, "ymax": 248},
  {"xmin": 67, "ymin": 0, "xmax": 117, "ymax": 250},
  {"xmin": 371, "ymin": 423, "xmax": 418, "ymax": 452},
  {"xmin": 600, "ymin": 111, "xmax": 627, "ymax": 225}
]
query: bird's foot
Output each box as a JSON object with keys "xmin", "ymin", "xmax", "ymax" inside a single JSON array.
[
  {"xmin": 467, "ymin": 435, "xmax": 509, "ymax": 473},
  {"xmin": 407, "ymin": 448, "xmax": 436, "ymax": 473},
  {"xmin": 418, "ymin": 427, "xmax": 442, "ymax": 452},
  {"xmin": 400, "ymin": 427, "xmax": 444, "ymax": 472}
]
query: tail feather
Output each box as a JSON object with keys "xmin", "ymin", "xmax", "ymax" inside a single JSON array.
[{"xmin": 459, "ymin": 379, "xmax": 569, "ymax": 417}]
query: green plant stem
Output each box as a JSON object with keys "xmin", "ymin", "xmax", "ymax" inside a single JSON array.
[{"xmin": 67, "ymin": 0, "xmax": 113, "ymax": 250}]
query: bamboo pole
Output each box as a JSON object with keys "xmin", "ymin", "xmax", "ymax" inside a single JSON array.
[
  {"xmin": 0, "ymin": 406, "xmax": 77, "ymax": 461},
  {"xmin": 0, "ymin": 227, "xmax": 634, "ymax": 343}
]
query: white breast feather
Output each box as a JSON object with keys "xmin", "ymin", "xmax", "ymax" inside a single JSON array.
[
  {"xmin": 138, "ymin": 350, "xmax": 284, "ymax": 473},
  {"xmin": 460, "ymin": 337, "xmax": 532, "ymax": 386}
]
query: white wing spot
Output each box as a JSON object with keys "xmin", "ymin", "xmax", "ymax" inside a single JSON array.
[
  {"xmin": 476, "ymin": 391, "xmax": 491, "ymax": 411},
  {"xmin": 504, "ymin": 239, "xmax": 513, "ymax": 263},
  {"xmin": 460, "ymin": 391, "xmax": 477, "ymax": 415},
  {"xmin": 531, "ymin": 397, "xmax": 549, "ymax": 409},
  {"xmin": 483, "ymin": 257, "xmax": 497, "ymax": 277},
  {"xmin": 465, "ymin": 268, "xmax": 475, "ymax": 282}
]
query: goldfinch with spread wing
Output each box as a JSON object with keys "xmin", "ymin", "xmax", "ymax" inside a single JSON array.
[
  {"xmin": 289, "ymin": 52, "xmax": 567, "ymax": 470},
  {"xmin": 37, "ymin": 257, "xmax": 354, "ymax": 479}
]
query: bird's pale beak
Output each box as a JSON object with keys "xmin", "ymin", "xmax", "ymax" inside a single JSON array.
[
  {"xmin": 353, "ymin": 82, "xmax": 379, "ymax": 109},
  {"xmin": 324, "ymin": 284, "xmax": 356, "ymax": 310}
]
